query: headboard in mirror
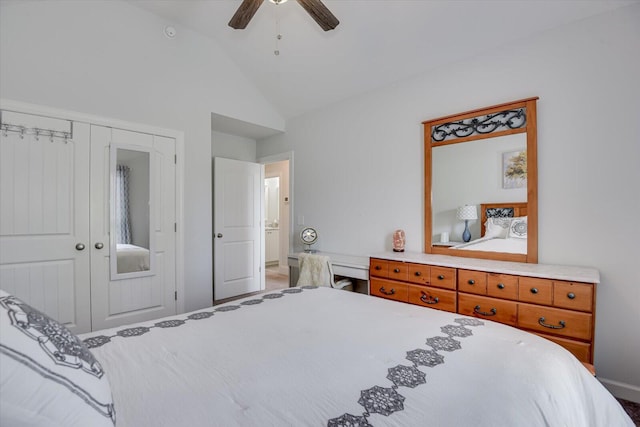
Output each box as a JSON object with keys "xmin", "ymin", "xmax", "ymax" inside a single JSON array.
[
  {"xmin": 480, "ymin": 202, "xmax": 528, "ymax": 237},
  {"xmin": 423, "ymin": 97, "xmax": 538, "ymax": 263}
]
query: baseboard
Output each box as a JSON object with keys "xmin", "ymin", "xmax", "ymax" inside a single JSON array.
[{"xmin": 599, "ymin": 377, "xmax": 640, "ymax": 403}]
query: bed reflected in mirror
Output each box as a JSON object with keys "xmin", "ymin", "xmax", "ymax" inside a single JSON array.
[{"xmin": 110, "ymin": 146, "xmax": 155, "ymax": 279}]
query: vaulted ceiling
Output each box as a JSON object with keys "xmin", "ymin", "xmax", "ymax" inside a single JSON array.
[{"xmin": 131, "ymin": 0, "xmax": 636, "ymax": 121}]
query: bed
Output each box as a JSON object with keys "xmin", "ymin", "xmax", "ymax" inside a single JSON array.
[
  {"xmin": 0, "ymin": 287, "xmax": 632, "ymax": 426},
  {"xmin": 453, "ymin": 202, "xmax": 528, "ymax": 254},
  {"xmin": 116, "ymin": 243, "xmax": 150, "ymax": 273}
]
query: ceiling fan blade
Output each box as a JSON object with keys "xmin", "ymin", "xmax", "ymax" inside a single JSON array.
[
  {"xmin": 229, "ymin": 0, "xmax": 265, "ymax": 29},
  {"xmin": 296, "ymin": 0, "xmax": 339, "ymax": 31}
]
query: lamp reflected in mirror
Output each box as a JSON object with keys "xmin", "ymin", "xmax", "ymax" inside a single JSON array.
[{"xmin": 457, "ymin": 205, "xmax": 477, "ymax": 242}]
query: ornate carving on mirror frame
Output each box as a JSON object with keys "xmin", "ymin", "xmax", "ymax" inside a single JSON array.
[{"xmin": 431, "ymin": 108, "xmax": 526, "ymax": 143}]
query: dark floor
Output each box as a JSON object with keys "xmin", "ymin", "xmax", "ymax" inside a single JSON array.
[
  {"xmin": 213, "ymin": 265, "xmax": 289, "ymax": 306},
  {"xmin": 619, "ymin": 398, "xmax": 640, "ymax": 426}
]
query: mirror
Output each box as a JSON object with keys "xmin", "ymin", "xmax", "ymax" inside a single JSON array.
[
  {"xmin": 110, "ymin": 145, "xmax": 155, "ymax": 279},
  {"xmin": 424, "ymin": 97, "xmax": 538, "ymax": 263},
  {"xmin": 264, "ymin": 177, "xmax": 279, "ymax": 228}
]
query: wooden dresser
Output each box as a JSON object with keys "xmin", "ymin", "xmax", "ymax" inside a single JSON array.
[{"xmin": 369, "ymin": 253, "xmax": 599, "ymax": 364}]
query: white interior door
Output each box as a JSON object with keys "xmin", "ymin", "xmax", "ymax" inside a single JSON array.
[
  {"xmin": 213, "ymin": 157, "xmax": 263, "ymax": 300},
  {"xmin": 0, "ymin": 113, "xmax": 91, "ymax": 333},
  {"xmin": 90, "ymin": 125, "xmax": 176, "ymax": 330}
]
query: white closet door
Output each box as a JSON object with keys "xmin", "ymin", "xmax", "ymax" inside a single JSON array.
[
  {"xmin": 90, "ymin": 126, "xmax": 176, "ymax": 331},
  {"xmin": 0, "ymin": 117, "xmax": 91, "ymax": 334}
]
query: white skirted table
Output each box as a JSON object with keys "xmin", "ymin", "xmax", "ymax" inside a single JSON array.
[{"xmin": 287, "ymin": 251, "xmax": 370, "ymax": 294}]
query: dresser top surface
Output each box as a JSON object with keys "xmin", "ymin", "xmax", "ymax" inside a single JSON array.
[{"xmin": 370, "ymin": 252, "xmax": 600, "ymax": 283}]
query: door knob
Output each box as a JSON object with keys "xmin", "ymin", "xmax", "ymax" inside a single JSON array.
[
  {"xmin": 217, "ymin": 233, "xmax": 223, "ymax": 238},
  {"xmin": 75, "ymin": 243, "xmax": 85, "ymax": 251},
  {"xmin": 95, "ymin": 242, "xmax": 104, "ymax": 249}
]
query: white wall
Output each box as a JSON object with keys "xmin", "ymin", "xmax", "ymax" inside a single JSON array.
[
  {"xmin": 258, "ymin": 5, "xmax": 640, "ymax": 400},
  {"xmin": 0, "ymin": 0, "xmax": 285, "ymax": 312},
  {"xmin": 211, "ymin": 131, "xmax": 257, "ymax": 163}
]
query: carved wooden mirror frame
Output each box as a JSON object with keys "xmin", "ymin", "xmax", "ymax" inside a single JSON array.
[{"xmin": 423, "ymin": 97, "xmax": 538, "ymax": 263}]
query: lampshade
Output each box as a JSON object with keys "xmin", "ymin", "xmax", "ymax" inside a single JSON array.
[{"xmin": 456, "ymin": 205, "xmax": 478, "ymax": 221}]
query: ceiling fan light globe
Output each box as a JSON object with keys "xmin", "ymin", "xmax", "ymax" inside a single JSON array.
[{"xmin": 269, "ymin": 0, "xmax": 288, "ymax": 4}]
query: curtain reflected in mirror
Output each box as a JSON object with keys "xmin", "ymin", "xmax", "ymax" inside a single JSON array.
[{"xmin": 110, "ymin": 146, "xmax": 154, "ymax": 279}]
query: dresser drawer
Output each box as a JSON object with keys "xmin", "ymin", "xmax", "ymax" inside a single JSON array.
[
  {"xmin": 388, "ymin": 261, "xmax": 408, "ymax": 281},
  {"xmin": 458, "ymin": 294, "xmax": 517, "ymax": 326},
  {"xmin": 553, "ymin": 281, "xmax": 593, "ymax": 312},
  {"xmin": 458, "ymin": 269, "xmax": 487, "ymax": 295},
  {"xmin": 518, "ymin": 303, "xmax": 592, "ymax": 341},
  {"xmin": 370, "ymin": 278, "xmax": 408, "ymax": 303},
  {"xmin": 519, "ymin": 277, "xmax": 553, "ymax": 305},
  {"xmin": 487, "ymin": 273, "xmax": 519, "ymax": 300},
  {"xmin": 534, "ymin": 332, "xmax": 592, "ymax": 363},
  {"xmin": 407, "ymin": 263, "xmax": 430, "ymax": 286},
  {"xmin": 408, "ymin": 284, "xmax": 456, "ymax": 313},
  {"xmin": 430, "ymin": 266, "xmax": 456, "ymax": 290},
  {"xmin": 370, "ymin": 258, "xmax": 389, "ymax": 278}
]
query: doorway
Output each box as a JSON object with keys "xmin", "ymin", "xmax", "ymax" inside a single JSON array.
[{"xmin": 263, "ymin": 158, "xmax": 291, "ymax": 290}]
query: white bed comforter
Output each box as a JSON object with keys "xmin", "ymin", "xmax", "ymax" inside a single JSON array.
[
  {"xmin": 80, "ymin": 287, "xmax": 632, "ymax": 427},
  {"xmin": 453, "ymin": 236, "xmax": 527, "ymax": 254}
]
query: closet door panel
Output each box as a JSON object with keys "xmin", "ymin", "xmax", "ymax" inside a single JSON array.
[
  {"xmin": 90, "ymin": 126, "xmax": 176, "ymax": 331},
  {"xmin": 0, "ymin": 118, "xmax": 91, "ymax": 333}
]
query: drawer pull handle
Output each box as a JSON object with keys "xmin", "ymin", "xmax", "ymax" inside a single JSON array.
[
  {"xmin": 414, "ymin": 271, "xmax": 421, "ymax": 277},
  {"xmin": 497, "ymin": 283, "xmax": 505, "ymax": 289},
  {"xmin": 420, "ymin": 292, "xmax": 439, "ymax": 305},
  {"xmin": 474, "ymin": 305, "xmax": 497, "ymax": 316},
  {"xmin": 473, "ymin": 305, "xmax": 498, "ymax": 316},
  {"xmin": 538, "ymin": 317, "xmax": 566, "ymax": 329},
  {"xmin": 530, "ymin": 287, "xmax": 538, "ymax": 294},
  {"xmin": 375, "ymin": 265, "xmax": 381, "ymax": 270},
  {"xmin": 438, "ymin": 275, "xmax": 445, "ymax": 280},
  {"xmin": 567, "ymin": 292, "xmax": 576, "ymax": 299},
  {"xmin": 468, "ymin": 279, "xmax": 475, "ymax": 285},
  {"xmin": 393, "ymin": 268, "xmax": 400, "ymax": 273},
  {"xmin": 379, "ymin": 287, "xmax": 395, "ymax": 296}
]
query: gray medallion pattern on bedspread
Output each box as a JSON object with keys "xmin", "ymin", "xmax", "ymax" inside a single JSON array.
[
  {"xmin": 328, "ymin": 317, "xmax": 484, "ymax": 427},
  {"xmin": 82, "ymin": 286, "xmax": 315, "ymax": 349},
  {"xmin": 81, "ymin": 286, "xmax": 484, "ymax": 426}
]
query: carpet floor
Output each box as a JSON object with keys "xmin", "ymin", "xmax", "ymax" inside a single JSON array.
[{"xmin": 619, "ymin": 398, "xmax": 640, "ymax": 425}]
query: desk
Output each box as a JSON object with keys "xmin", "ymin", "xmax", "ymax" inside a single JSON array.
[{"xmin": 287, "ymin": 251, "xmax": 370, "ymax": 294}]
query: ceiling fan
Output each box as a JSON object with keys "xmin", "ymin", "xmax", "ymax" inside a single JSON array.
[{"xmin": 229, "ymin": 0, "xmax": 339, "ymax": 32}]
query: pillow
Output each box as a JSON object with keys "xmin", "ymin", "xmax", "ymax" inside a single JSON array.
[
  {"xmin": 484, "ymin": 217, "xmax": 512, "ymax": 238},
  {"xmin": 509, "ymin": 217, "xmax": 528, "ymax": 239},
  {"xmin": 0, "ymin": 289, "xmax": 115, "ymax": 426}
]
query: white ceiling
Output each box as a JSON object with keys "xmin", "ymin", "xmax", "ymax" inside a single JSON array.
[{"xmin": 131, "ymin": 0, "xmax": 636, "ymax": 124}]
